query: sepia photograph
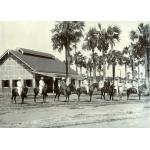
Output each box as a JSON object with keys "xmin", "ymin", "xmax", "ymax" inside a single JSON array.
[{"xmin": 0, "ymin": 21, "xmax": 150, "ymax": 128}]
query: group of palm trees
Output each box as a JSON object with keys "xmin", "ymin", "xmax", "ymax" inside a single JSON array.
[{"xmin": 51, "ymin": 22, "xmax": 150, "ymax": 93}]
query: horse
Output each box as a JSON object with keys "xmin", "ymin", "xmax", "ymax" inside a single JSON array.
[
  {"xmin": 76, "ymin": 83, "xmax": 99, "ymax": 102},
  {"xmin": 11, "ymin": 86, "xmax": 28, "ymax": 104},
  {"xmin": 33, "ymin": 84, "xmax": 48, "ymax": 103},
  {"xmin": 127, "ymin": 84, "xmax": 146, "ymax": 101},
  {"xmin": 100, "ymin": 83, "xmax": 116, "ymax": 100},
  {"xmin": 54, "ymin": 83, "xmax": 76, "ymax": 102}
]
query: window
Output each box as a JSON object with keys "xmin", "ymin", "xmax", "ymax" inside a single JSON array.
[
  {"xmin": 24, "ymin": 79, "xmax": 33, "ymax": 87},
  {"xmin": 2, "ymin": 80, "xmax": 10, "ymax": 88},
  {"xmin": 12, "ymin": 80, "xmax": 18, "ymax": 87}
]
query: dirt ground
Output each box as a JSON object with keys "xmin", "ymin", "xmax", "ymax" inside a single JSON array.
[{"xmin": 0, "ymin": 94, "xmax": 150, "ymax": 128}]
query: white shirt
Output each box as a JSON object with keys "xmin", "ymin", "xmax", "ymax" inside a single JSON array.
[
  {"xmin": 17, "ymin": 81, "xmax": 22, "ymax": 88},
  {"xmin": 39, "ymin": 80, "xmax": 45, "ymax": 87},
  {"xmin": 83, "ymin": 80, "xmax": 88, "ymax": 86}
]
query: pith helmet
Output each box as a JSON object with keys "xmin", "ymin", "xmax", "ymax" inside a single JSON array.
[
  {"xmin": 41, "ymin": 77, "xmax": 44, "ymax": 80},
  {"xmin": 18, "ymin": 77, "xmax": 21, "ymax": 80}
]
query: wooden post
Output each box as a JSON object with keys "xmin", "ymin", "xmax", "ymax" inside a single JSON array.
[
  {"xmin": 53, "ymin": 77, "xmax": 55, "ymax": 93},
  {"xmin": 32, "ymin": 78, "xmax": 36, "ymax": 88},
  {"xmin": 0, "ymin": 80, "xmax": 2, "ymax": 94}
]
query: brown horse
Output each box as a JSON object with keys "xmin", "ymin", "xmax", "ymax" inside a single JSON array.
[
  {"xmin": 127, "ymin": 87, "xmax": 142, "ymax": 101},
  {"xmin": 101, "ymin": 84, "xmax": 116, "ymax": 100},
  {"xmin": 34, "ymin": 84, "xmax": 48, "ymax": 103},
  {"xmin": 76, "ymin": 83, "xmax": 99, "ymax": 102},
  {"xmin": 11, "ymin": 86, "xmax": 28, "ymax": 104},
  {"xmin": 54, "ymin": 83, "xmax": 76, "ymax": 102}
]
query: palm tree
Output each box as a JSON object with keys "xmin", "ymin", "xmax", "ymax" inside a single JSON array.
[
  {"xmin": 83, "ymin": 28, "xmax": 98, "ymax": 82},
  {"xmin": 86, "ymin": 58, "xmax": 93, "ymax": 77},
  {"xmin": 78, "ymin": 54, "xmax": 86, "ymax": 75},
  {"xmin": 122, "ymin": 46, "xmax": 132, "ymax": 84},
  {"xmin": 97, "ymin": 55, "xmax": 103, "ymax": 77},
  {"xmin": 136, "ymin": 23, "xmax": 150, "ymax": 93},
  {"xmin": 51, "ymin": 21, "xmax": 84, "ymax": 82},
  {"xmin": 97, "ymin": 24, "xmax": 121, "ymax": 82},
  {"xmin": 129, "ymin": 30, "xmax": 139, "ymax": 82},
  {"xmin": 107, "ymin": 50, "xmax": 122, "ymax": 85},
  {"xmin": 73, "ymin": 51, "xmax": 82, "ymax": 73},
  {"xmin": 107, "ymin": 25, "xmax": 121, "ymax": 50},
  {"xmin": 72, "ymin": 22, "xmax": 85, "ymax": 72},
  {"xmin": 97, "ymin": 24, "xmax": 109, "ymax": 81}
]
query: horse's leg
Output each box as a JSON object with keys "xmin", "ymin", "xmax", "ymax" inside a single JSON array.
[
  {"xmin": 109, "ymin": 94, "xmax": 111, "ymax": 101},
  {"xmin": 43, "ymin": 94, "xmax": 45, "ymax": 103},
  {"xmin": 104, "ymin": 93, "xmax": 105, "ymax": 100},
  {"xmin": 77, "ymin": 91, "xmax": 80, "ymax": 102},
  {"xmin": 54, "ymin": 93, "xmax": 57, "ymax": 101},
  {"xmin": 65, "ymin": 94, "xmax": 68, "ymax": 102},
  {"xmin": 14, "ymin": 96, "xmax": 17, "ymax": 104},
  {"xmin": 79, "ymin": 93, "xmax": 81, "ymax": 102},
  {"xmin": 101, "ymin": 91, "xmax": 104, "ymax": 99},
  {"xmin": 57, "ymin": 93, "xmax": 60, "ymax": 101},
  {"xmin": 90, "ymin": 94, "xmax": 92, "ymax": 102},
  {"xmin": 127, "ymin": 93, "xmax": 129, "ymax": 101},
  {"xmin": 11, "ymin": 95, "xmax": 14, "ymax": 104},
  {"xmin": 112, "ymin": 92, "xmax": 114, "ymax": 101},
  {"xmin": 21, "ymin": 95, "xmax": 24, "ymax": 104},
  {"xmin": 68, "ymin": 94, "xmax": 70, "ymax": 102},
  {"xmin": 34, "ymin": 93, "xmax": 37, "ymax": 103},
  {"xmin": 139, "ymin": 91, "xmax": 141, "ymax": 101},
  {"xmin": 45, "ymin": 94, "xmax": 46, "ymax": 103}
]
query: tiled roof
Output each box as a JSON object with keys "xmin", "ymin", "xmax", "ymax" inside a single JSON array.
[{"xmin": 3, "ymin": 48, "xmax": 77, "ymax": 75}]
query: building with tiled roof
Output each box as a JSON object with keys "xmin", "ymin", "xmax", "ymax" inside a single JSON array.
[{"xmin": 0, "ymin": 48, "xmax": 81, "ymax": 94}]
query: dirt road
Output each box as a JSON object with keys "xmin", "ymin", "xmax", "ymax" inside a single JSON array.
[{"xmin": 0, "ymin": 94, "xmax": 150, "ymax": 127}]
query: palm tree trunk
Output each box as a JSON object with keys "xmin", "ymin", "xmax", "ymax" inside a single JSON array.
[
  {"xmin": 65, "ymin": 44, "xmax": 70, "ymax": 86},
  {"xmin": 92, "ymin": 50, "xmax": 96, "ymax": 83},
  {"xmin": 65, "ymin": 48, "xmax": 69, "ymax": 78},
  {"xmin": 74, "ymin": 45, "xmax": 78, "ymax": 73},
  {"xmin": 102, "ymin": 51, "xmax": 106, "ymax": 82},
  {"xmin": 125, "ymin": 63, "xmax": 127, "ymax": 84},
  {"xmin": 131, "ymin": 58, "xmax": 134, "ymax": 87},
  {"xmin": 138, "ymin": 61, "xmax": 140, "ymax": 87},
  {"xmin": 112, "ymin": 63, "xmax": 115, "ymax": 85},
  {"xmin": 80, "ymin": 66, "xmax": 82, "ymax": 75},
  {"xmin": 145, "ymin": 48, "xmax": 150, "ymax": 94}
]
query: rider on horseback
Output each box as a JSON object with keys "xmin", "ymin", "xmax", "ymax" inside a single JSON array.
[
  {"xmin": 39, "ymin": 77, "xmax": 45, "ymax": 95},
  {"xmin": 59, "ymin": 77, "xmax": 66, "ymax": 95},
  {"xmin": 17, "ymin": 77, "xmax": 23, "ymax": 96},
  {"xmin": 83, "ymin": 78, "xmax": 89, "ymax": 94},
  {"xmin": 81, "ymin": 78, "xmax": 89, "ymax": 94}
]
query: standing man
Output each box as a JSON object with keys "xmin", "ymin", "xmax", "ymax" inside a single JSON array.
[
  {"xmin": 39, "ymin": 77, "xmax": 45, "ymax": 95},
  {"xmin": 17, "ymin": 77, "xmax": 23, "ymax": 96}
]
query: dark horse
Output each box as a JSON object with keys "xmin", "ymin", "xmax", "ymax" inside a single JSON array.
[
  {"xmin": 76, "ymin": 83, "xmax": 99, "ymax": 102},
  {"xmin": 101, "ymin": 84, "xmax": 116, "ymax": 100},
  {"xmin": 11, "ymin": 86, "xmax": 28, "ymax": 104},
  {"xmin": 127, "ymin": 87, "xmax": 142, "ymax": 101},
  {"xmin": 34, "ymin": 84, "xmax": 48, "ymax": 103},
  {"xmin": 54, "ymin": 83, "xmax": 76, "ymax": 102}
]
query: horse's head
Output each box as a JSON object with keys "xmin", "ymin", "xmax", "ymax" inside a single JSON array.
[
  {"xmin": 92, "ymin": 83, "xmax": 99, "ymax": 89},
  {"xmin": 21, "ymin": 86, "xmax": 28, "ymax": 97},
  {"xmin": 68, "ymin": 83, "xmax": 76, "ymax": 92}
]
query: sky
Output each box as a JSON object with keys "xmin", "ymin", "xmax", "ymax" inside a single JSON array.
[{"xmin": 0, "ymin": 21, "xmax": 149, "ymax": 77}]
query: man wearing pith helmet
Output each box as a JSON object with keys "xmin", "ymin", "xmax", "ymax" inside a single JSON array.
[
  {"xmin": 39, "ymin": 76, "xmax": 45, "ymax": 95},
  {"xmin": 17, "ymin": 77, "xmax": 23, "ymax": 96}
]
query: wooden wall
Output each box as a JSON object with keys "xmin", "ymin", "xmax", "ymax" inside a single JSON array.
[{"xmin": 0, "ymin": 54, "xmax": 35, "ymax": 95}]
